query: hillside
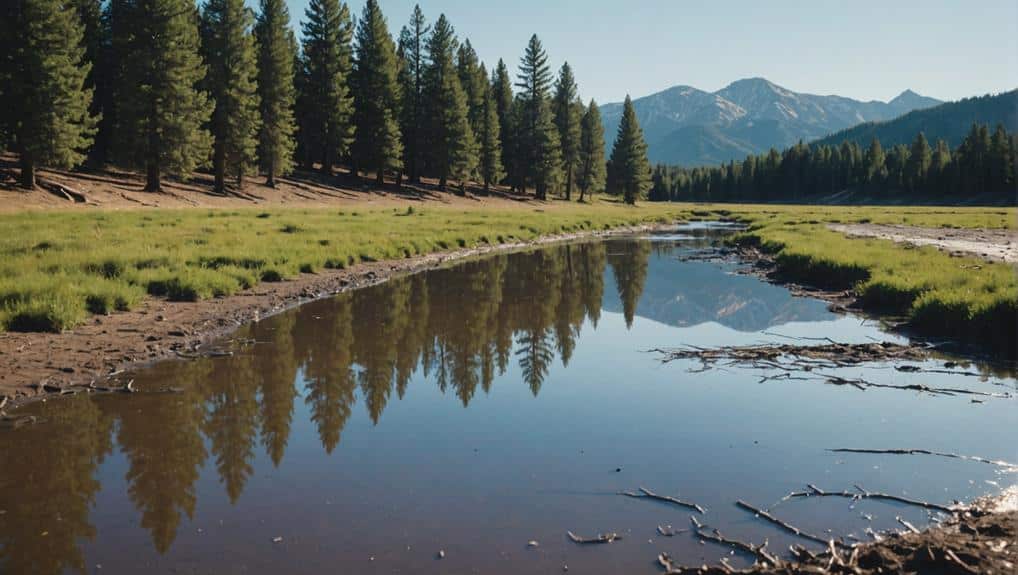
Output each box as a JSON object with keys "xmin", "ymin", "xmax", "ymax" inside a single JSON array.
[
  {"xmin": 601, "ymin": 78, "xmax": 940, "ymax": 166},
  {"xmin": 813, "ymin": 90, "xmax": 1018, "ymax": 149}
]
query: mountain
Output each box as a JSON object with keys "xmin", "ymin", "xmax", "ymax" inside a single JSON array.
[
  {"xmin": 812, "ymin": 90, "xmax": 1018, "ymax": 149},
  {"xmin": 601, "ymin": 78, "xmax": 941, "ymax": 166}
]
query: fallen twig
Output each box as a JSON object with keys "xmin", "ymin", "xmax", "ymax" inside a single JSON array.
[
  {"xmin": 622, "ymin": 486, "xmax": 706, "ymax": 514},
  {"xmin": 656, "ymin": 525, "xmax": 689, "ymax": 537},
  {"xmin": 827, "ymin": 447, "xmax": 1018, "ymax": 469},
  {"xmin": 735, "ymin": 500, "xmax": 836, "ymax": 546},
  {"xmin": 566, "ymin": 531, "xmax": 622, "ymax": 544},
  {"xmin": 780, "ymin": 484, "xmax": 959, "ymax": 514}
]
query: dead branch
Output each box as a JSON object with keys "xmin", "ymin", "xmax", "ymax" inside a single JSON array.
[
  {"xmin": 780, "ymin": 484, "xmax": 959, "ymax": 514},
  {"xmin": 735, "ymin": 500, "xmax": 835, "ymax": 546},
  {"xmin": 827, "ymin": 447, "xmax": 1018, "ymax": 469},
  {"xmin": 566, "ymin": 531, "xmax": 622, "ymax": 544},
  {"xmin": 695, "ymin": 527, "xmax": 781, "ymax": 567},
  {"xmin": 37, "ymin": 176, "xmax": 88, "ymax": 203},
  {"xmin": 622, "ymin": 486, "xmax": 706, "ymax": 514},
  {"xmin": 657, "ymin": 525, "xmax": 689, "ymax": 537},
  {"xmin": 896, "ymin": 516, "xmax": 920, "ymax": 534}
]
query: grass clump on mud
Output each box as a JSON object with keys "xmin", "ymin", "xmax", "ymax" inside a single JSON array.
[
  {"xmin": 0, "ymin": 203, "xmax": 690, "ymax": 332},
  {"xmin": 732, "ymin": 209, "xmax": 1017, "ymax": 355}
]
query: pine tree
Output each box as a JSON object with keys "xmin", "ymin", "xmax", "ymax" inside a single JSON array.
[
  {"xmin": 8, "ymin": 0, "xmax": 98, "ymax": 188},
  {"xmin": 906, "ymin": 132, "xmax": 931, "ymax": 193},
  {"xmin": 478, "ymin": 73, "xmax": 504, "ymax": 193},
  {"xmin": 352, "ymin": 0, "xmax": 402, "ymax": 185},
  {"xmin": 607, "ymin": 95, "xmax": 651, "ymax": 205},
  {"xmin": 456, "ymin": 39, "xmax": 486, "ymax": 139},
  {"xmin": 576, "ymin": 99, "xmax": 606, "ymax": 202},
  {"xmin": 300, "ymin": 0, "xmax": 354, "ymax": 175},
  {"xmin": 255, "ymin": 0, "xmax": 297, "ymax": 186},
  {"xmin": 864, "ymin": 137, "xmax": 886, "ymax": 187},
  {"xmin": 515, "ymin": 34, "xmax": 560, "ymax": 199},
  {"xmin": 423, "ymin": 14, "xmax": 476, "ymax": 191},
  {"xmin": 202, "ymin": 0, "xmax": 260, "ymax": 192},
  {"xmin": 491, "ymin": 59, "xmax": 515, "ymax": 188},
  {"xmin": 114, "ymin": 0, "xmax": 212, "ymax": 192},
  {"xmin": 553, "ymin": 62, "xmax": 581, "ymax": 200},
  {"xmin": 396, "ymin": 5, "xmax": 428, "ymax": 184},
  {"xmin": 989, "ymin": 124, "xmax": 1013, "ymax": 195},
  {"xmin": 76, "ymin": 0, "xmax": 107, "ymax": 167}
]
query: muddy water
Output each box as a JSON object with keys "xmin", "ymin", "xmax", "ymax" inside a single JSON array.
[{"xmin": 2, "ymin": 224, "xmax": 1016, "ymax": 575}]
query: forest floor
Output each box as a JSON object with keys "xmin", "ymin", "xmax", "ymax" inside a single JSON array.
[{"xmin": 829, "ymin": 222, "xmax": 1018, "ymax": 263}]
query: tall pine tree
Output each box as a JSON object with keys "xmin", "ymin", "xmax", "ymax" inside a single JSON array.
[
  {"xmin": 576, "ymin": 99, "xmax": 606, "ymax": 202},
  {"xmin": 478, "ymin": 71, "xmax": 504, "ymax": 193},
  {"xmin": 202, "ymin": 0, "xmax": 261, "ymax": 192},
  {"xmin": 515, "ymin": 34, "xmax": 560, "ymax": 199},
  {"xmin": 300, "ymin": 0, "xmax": 354, "ymax": 175},
  {"xmin": 8, "ymin": 0, "xmax": 98, "ymax": 188},
  {"xmin": 607, "ymin": 95, "xmax": 651, "ymax": 205},
  {"xmin": 76, "ymin": 0, "xmax": 107, "ymax": 167},
  {"xmin": 553, "ymin": 62, "xmax": 581, "ymax": 200},
  {"xmin": 490, "ymin": 59, "xmax": 515, "ymax": 188},
  {"xmin": 396, "ymin": 5, "xmax": 428, "ymax": 184},
  {"xmin": 255, "ymin": 0, "xmax": 297, "ymax": 186},
  {"xmin": 423, "ymin": 15, "xmax": 476, "ymax": 191},
  {"xmin": 352, "ymin": 0, "xmax": 402, "ymax": 185},
  {"xmin": 114, "ymin": 0, "xmax": 212, "ymax": 192},
  {"xmin": 456, "ymin": 39, "xmax": 486, "ymax": 143}
]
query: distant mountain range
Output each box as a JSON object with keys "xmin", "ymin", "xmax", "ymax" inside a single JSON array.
[
  {"xmin": 813, "ymin": 90, "xmax": 1018, "ymax": 150},
  {"xmin": 600, "ymin": 78, "xmax": 942, "ymax": 166}
]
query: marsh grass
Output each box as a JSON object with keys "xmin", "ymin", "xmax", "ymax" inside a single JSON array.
[
  {"xmin": 0, "ymin": 203, "xmax": 690, "ymax": 332},
  {"xmin": 732, "ymin": 209, "xmax": 1017, "ymax": 354}
]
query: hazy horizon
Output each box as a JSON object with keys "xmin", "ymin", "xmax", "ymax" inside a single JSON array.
[{"xmin": 275, "ymin": 0, "xmax": 1018, "ymax": 106}]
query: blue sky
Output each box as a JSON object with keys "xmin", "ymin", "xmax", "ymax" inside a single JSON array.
[{"xmin": 280, "ymin": 0, "xmax": 1018, "ymax": 105}]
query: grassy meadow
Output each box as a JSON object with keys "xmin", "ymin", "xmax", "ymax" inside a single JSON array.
[
  {"xmin": 720, "ymin": 205, "xmax": 1017, "ymax": 353},
  {"xmin": 0, "ymin": 202, "xmax": 691, "ymax": 332},
  {"xmin": 0, "ymin": 201, "xmax": 1014, "ymax": 354}
]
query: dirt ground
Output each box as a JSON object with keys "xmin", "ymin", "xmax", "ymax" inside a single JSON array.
[
  {"xmin": 0, "ymin": 152, "xmax": 536, "ymax": 211},
  {"xmin": 829, "ymin": 223, "xmax": 1018, "ymax": 263}
]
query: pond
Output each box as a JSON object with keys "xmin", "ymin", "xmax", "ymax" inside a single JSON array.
[{"xmin": 2, "ymin": 223, "xmax": 1015, "ymax": 574}]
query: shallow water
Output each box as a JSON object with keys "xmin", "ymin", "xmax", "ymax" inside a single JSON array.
[{"xmin": 2, "ymin": 224, "xmax": 1016, "ymax": 575}]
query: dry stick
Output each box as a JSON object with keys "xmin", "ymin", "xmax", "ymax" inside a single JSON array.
[
  {"xmin": 656, "ymin": 525, "xmax": 689, "ymax": 537},
  {"xmin": 734, "ymin": 500, "xmax": 835, "ymax": 547},
  {"xmin": 781, "ymin": 484, "xmax": 958, "ymax": 514},
  {"xmin": 621, "ymin": 486, "xmax": 706, "ymax": 514},
  {"xmin": 566, "ymin": 531, "xmax": 622, "ymax": 545},
  {"xmin": 827, "ymin": 447, "xmax": 1018, "ymax": 469},
  {"xmin": 695, "ymin": 526, "xmax": 780, "ymax": 567},
  {"xmin": 895, "ymin": 516, "xmax": 920, "ymax": 534}
]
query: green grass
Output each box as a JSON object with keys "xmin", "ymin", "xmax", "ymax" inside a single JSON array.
[
  {"xmin": 1, "ymin": 201, "xmax": 1014, "ymax": 355},
  {"xmin": 729, "ymin": 208, "xmax": 1017, "ymax": 355},
  {"xmin": 0, "ymin": 202, "xmax": 690, "ymax": 332}
]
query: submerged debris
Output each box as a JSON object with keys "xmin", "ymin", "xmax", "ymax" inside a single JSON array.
[
  {"xmin": 621, "ymin": 486, "xmax": 706, "ymax": 514},
  {"xmin": 566, "ymin": 531, "xmax": 622, "ymax": 545},
  {"xmin": 827, "ymin": 447, "xmax": 1018, "ymax": 470}
]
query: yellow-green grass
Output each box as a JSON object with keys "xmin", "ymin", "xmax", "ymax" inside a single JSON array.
[
  {"xmin": 731, "ymin": 214, "xmax": 1017, "ymax": 355},
  {"xmin": 0, "ymin": 202, "xmax": 692, "ymax": 332}
]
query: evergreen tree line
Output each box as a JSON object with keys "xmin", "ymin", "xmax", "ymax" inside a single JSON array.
[
  {"xmin": 1, "ymin": 0, "xmax": 654, "ymax": 202},
  {"xmin": 649, "ymin": 124, "xmax": 1017, "ymax": 203}
]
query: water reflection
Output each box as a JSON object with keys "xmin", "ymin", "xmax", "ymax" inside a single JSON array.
[{"xmin": 5, "ymin": 234, "xmax": 1003, "ymax": 575}]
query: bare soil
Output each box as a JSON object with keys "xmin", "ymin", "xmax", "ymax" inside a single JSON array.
[{"xmin": 829, "ymin": 223, "xmax": 1018, "ymax": 263}]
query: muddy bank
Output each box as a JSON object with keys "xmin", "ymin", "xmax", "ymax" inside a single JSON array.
[
  {"xmin": 829, "ymin": 223, "xmax": 1018, "ymax": 263},
  {"xmin": 0, "ymin": 223, "xmax": 675, "ymax": 409}
]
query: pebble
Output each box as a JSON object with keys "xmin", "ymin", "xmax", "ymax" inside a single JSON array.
[
  {"xmin": 527, "ymin": 540, "xmax": 539, "ymax": 548},
  {"xmin": 437, "ymin": 550, "xmax": 445, "ymax": 559},
  {"xmin": 272, "ymin": 536, "xmax": 283, "ymax": 543}
]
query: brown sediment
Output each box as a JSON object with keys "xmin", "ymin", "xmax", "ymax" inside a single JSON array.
[
  {"xmin": 655, "ymin": 498, "xmax": 1017, "ymax": 575},
  {"xmin": 0, "ymin": 223, "xmax": 674, "ymax": 410}
]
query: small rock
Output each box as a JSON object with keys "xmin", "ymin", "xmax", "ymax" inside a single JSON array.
[
  {"xmin": 272, "ymin": 536, "xmax": 283, "ymax": 543},
  {"xmin": 615, "ymin": 467, "xmax": 622, "ymax": 473},
  {"xmin": 437, "ymin": 550, "xmax": 445, "ymax": 559},
  {"xmin": 527, "ymin": 540, "xmax": 539, "ymax": 548},
  {"xmin": 562, "ymin": 565, "xmax": 568, "ymax": 572}
]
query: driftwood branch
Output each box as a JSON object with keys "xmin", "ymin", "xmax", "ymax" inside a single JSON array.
[
  {"xmin": 566, "ymin": 531, "xmax": 622, "ymax": 544},
  {"xmin": 827, "ymin": 447, "xmax": 1017, "ymax": 470},
  {"xmin": 780, "ymin": 484, "xmax": 959, "ymax": 514},
  {"xmin": 622, "ymin": 486, "xmax": 706, "ymax": 514},
  {"xmin": 735, "ymin": 500, "xmax": 836, "ymax": 547}
]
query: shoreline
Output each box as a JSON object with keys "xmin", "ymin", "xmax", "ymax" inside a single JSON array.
[{"xmin": 0, "ymin": 221, "xmax": 678, "ymax": 410}]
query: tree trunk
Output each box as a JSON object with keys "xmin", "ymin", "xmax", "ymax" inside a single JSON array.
[
  {"xmin": 265, "ymin": 162, "xmax": 276, "ymax": 188},
  {"xmin": 145, "ymin": 161, "xmax": 161, "ymax": 192},
  {"xmin": 439, "ymin": 173, "xmax": 447, "ymax": 191},
  {"xmin": 236, "ymin": 165, "xmax": 244, "ymax": 190},
  {"xmin": 375, "ymin": 169, "xmax": 384, "ymax": 187},
  {"xmin": 19, "ymin": 154, "xmax": 36, "ymax": 189},
  {"xmin": 565, "ymin": 164, "xmax": 573, "ymax": 200},
  {"xmin": 213, "ymin": 141, "xmax": 226, "ymax": 194},
  {"xmin": 483, "ymin": 179, "xmax": 490, "ymax": 195},
  {"xmin": 395, "ymin": 170, "xmax": 403, "ymax": 191}
]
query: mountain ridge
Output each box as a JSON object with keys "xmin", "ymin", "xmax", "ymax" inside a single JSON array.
[{"xmin": 601, "ymin": 78, "xmax": 942, "ymax": 166}]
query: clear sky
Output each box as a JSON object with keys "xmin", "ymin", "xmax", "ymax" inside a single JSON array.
[{"xmin": 280, "ymin": 0, "xmax": 1018, "ymax": 105}]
